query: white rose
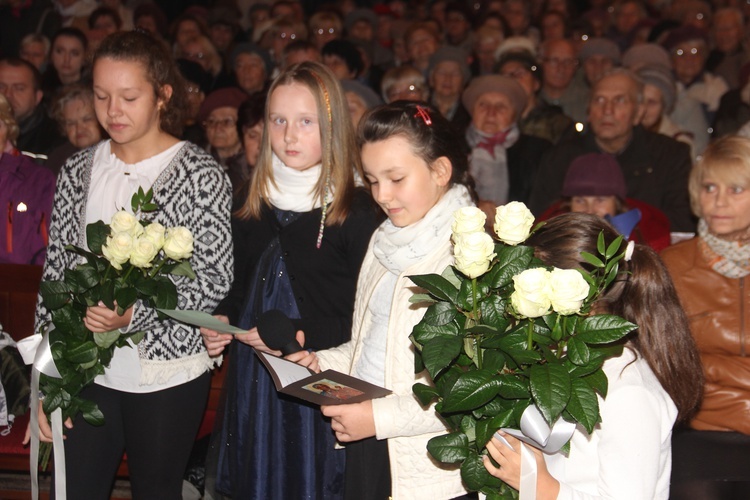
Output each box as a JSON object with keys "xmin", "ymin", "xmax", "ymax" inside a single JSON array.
[
  {"xmin": 494, "ymin": 202, "xmax": 535, "ymax": 246},
  {"xmin": 454, "ymin": 231, "xmax": 496, "ymax": 279},
  {"xmin": 129, "ymin": 236, "xmax": 160, "ymax": 268},
  {"xmin": 163, "ymin": 227, "xmax": 194, "ymax": 261},
  {"xmin": 143, "ymin": 222, "xmax": 166, "ymax": 250},
  {"xmin": 451, "ymin": 206, "xmax": 486, "ymax": 238},
  {"xmin": 110, "ymin": 210, "xmax": 144, "ymax": 237},
  {"xmin": 511, "ymin": 268, "xmax": 551, "ymax": 318},
  {"xmin": 548, "ymin": 268, "xmax": 590, "ymax": 315},
  {"xmin": 101, "ymin": 232, "xmax": 133, "ymax": 270}
]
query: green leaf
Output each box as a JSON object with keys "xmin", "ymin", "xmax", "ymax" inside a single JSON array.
[
  {"xmin": 583, "ymin": 368, "xmax": 608, "ymax": 397},
  {"xmin": 460, "ymin": 415, "xmax": 477, "ymax": 443},
  {"xmin": 480, "ymin": 349, "xmax": 506, "ymax": 373},
  {"xmin": 153, "ymin": 277, "xmax": 178, "ymax": 310},
  {"xmin": 575, "ymin": 315, "xmax": 637, "ymax": 344},
  {"xmin": 596, "ymin": 231, "xmax": 606, "ymax": 256},
  {"xmin": 566, "ymin": 378, "xmax": 600, "ymax": 433},
  {"xmin": 409, "ymin": 274, "xmax": 459, "ymax": 303},
  {"xmin": 413, "ymin": 383, "xmax": 439, "ymax": 406},
  {"xmin": 51, "ymin": 305, "xmax": 87, "ymax": 338},
  {"xmin": 422, "ymin": 300, "xmax": 457, "ymax": 326},
  {"xmin": 80, "ymin": 399, "xmax": 105, "ymax": 426},
  {"xmin": 163, "ymin": 260, "xmax": 196, "ymax": 279},
  {"xmin": 481, "ymin": 331, "xmax": 542, "ymax": 365},
  {"xmin": 483, "ymin": 245, "xmax": 534, "ymax": 289},
  {"xmin": 495, "ymin": 374, "xmax": 530, "ymax": 399},
  {"xmin": 422, "ymin": 336, "xmax": 463, "ymax": 379},
  {"xmin": 411, "ymin": 321, "xmax": 460, "ymax": 346},
  {"xmin": 442, "ymin": 369, "xmax": 500, "ymax": 413},
  {"xmin": 409, "ymin": 293, "xmax": 436, "ymax": 304},
  {"xmin": 127, "ymin": 330, "xmax": 146, "ymax": 345},
  {"xmin": 86, "ymin": 221, "xmax": 110, "ymax": 255},
  {"xmin": 93, "ymin": 330, "xmax": 120, "ymax": 349},
  {"xmin": 478, "ymin": 294, "xmax": 509, "ymax": 331},
  {"xmin": 475, "ymin": 408, "xmax": 516, "ymax": 447},
  {"xmin": 566, "ymin": 337, "xmax": 591, "ymax": 365},
  {"xmin": 40, "ymin": 281, "xmax": 72, "ymax": 310},
  {"xmin": 580, "ymin": 251, "xmax": 605, "ymax": 268},
  {"xmin": 530, "ymin": 363, "xmax": 571, "ymax": 424},
  {"xmin": 64, "ymin": 265, "xmax": 100, "ymax": 294},
  {"xmin": 442, "ymin": 265, "xmax": 463, "ymax": 289},
  {"xmin": 114, "ymin": 287, "xmax": 138, "ymax": 313},
  {"xmin": 461, "ymin": 453, "xmax": 503, "ymax": 491},
  {"xmin": 605, "ymin": 235, "xmax": 625, "ymax": 259},
  {"xmin": 426, "ymin": 432, "xmax": 470, "ymax": 464},
  {"xmin": 63, "ymin": 341, "xmax": 98, "ymax": 365}
]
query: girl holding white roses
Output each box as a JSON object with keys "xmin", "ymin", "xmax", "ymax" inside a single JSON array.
[
  {"xmin": 289, "ymin": 102, "xmax": 479, "ymax": 499},
  {"xmin": 483, "ymin": 213, "xmax": 703, "ymax": 499},
  {"xmin": 31, "ymin": 30, "xmax": 233, "ymax": 499}
]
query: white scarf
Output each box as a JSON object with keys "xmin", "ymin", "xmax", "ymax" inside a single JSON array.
[
  {"xmin": 373, "ymin": 184, "xmax": 474, "ymax": 274},
  {"xmin": 266, "ymin": 153, "xmax": 329, "ymax": 212},
  {"xmin": 465, "ymin": 124, "xmax": 520, "ymax": 205}
]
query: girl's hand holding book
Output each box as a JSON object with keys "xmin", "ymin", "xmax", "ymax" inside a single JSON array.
[{"xmin": 321, "ymin": 400, "xmax": 375, "ymax": 442}]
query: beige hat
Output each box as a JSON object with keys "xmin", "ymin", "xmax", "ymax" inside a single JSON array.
[{"xmin": 462, "ymin": 75, "xmax": 527, "ymax": 118}]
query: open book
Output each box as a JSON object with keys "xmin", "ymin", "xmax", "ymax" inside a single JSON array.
[{"xmin": 255, "ymin": 350, "xmax": 392, "ymax": 406}]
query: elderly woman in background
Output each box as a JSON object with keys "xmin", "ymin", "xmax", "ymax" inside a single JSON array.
[
  {"xmin": 47, "ymin": 83, "xmax": 105, "ymax": 175},
  {"xmin": 462, "ymin": 74, "xmax": 551, "ymax": 221},
  {"xmin": 231, "ymin": 91, "xmax": 266, "ymax": 208},
  {"xmin": 340, "ymin": 79, "xmax": 382, "ymax": 127},
  {"xmin": 661, "ymin": 135, "xmax": 750, "ymax": 499},
  {"xmin": 636, "ymin": 64, "xmax": 696, "ymax": 159},
  {"xmin": 380, "ymin": 65, "xmax": 429, "ymax": 104},
  {"xmin": 0, "ymin": 94, "xmax": 56, "ymax": 265}
]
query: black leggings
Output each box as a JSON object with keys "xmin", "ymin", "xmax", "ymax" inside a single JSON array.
[{"xmin": 52, "ymin": 373, "xmax": 210, "ymax": 500}]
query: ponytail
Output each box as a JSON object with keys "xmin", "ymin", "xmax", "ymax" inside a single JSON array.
[{"xmin": 527, "ymin": 213, "xmax": 703, "ymax": 423}]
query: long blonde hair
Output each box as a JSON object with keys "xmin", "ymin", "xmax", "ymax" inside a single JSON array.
[{"xmin": 238, "ymin": 61, "xmax": 358, "ymax": 226}]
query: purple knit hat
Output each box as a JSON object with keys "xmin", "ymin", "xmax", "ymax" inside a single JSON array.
[{"xmin": 562, "ymin": 153, "xmax": 627, "ymax": 199}]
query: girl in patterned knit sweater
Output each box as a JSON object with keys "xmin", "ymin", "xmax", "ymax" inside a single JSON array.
[{"xmin": 28, "ymin": 30, "xmax": 233, "ymax": 499}]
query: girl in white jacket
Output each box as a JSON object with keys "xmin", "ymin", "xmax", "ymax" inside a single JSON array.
[{"xmin": 291, "ymin": 101, "xmax": 478, "ymax": 499}]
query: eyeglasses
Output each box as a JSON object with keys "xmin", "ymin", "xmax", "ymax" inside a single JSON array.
[
  {"xmin": 543, "ymin": 57, "xmax": 578, "ymax": 68},
  {"xmin": 186, "ymin": 85, "xmax": 202, "ymax": 94},
  {"xmin": 590, "ymin": 95, "xmax": 632, "ymax": 108},
  {"xmin": 315, "ymin": 28, "xmax": 336, "ymax": 36},
  {"xmin": 203, "ymin": 117, "xmax": 237, "ymax": 129},
  {"xmin": 278, "ymin": 32, "xmax": 297, "ymax": 40},
  {"xmin": 673, "ymin": 47, "xmax": 702, "ymax": 57}
]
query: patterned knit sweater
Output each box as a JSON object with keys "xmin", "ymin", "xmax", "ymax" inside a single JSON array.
[{"xmin": 35, "ymin": 141, "xmax": 234, "ymax": 384}]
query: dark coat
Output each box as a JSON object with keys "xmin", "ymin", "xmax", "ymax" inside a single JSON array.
[
  {"xmin": 507, "ymin": 134, "xmax": 553, "ymax": 204},
  {"xmin": 215, "ymin": 189, "xmax": 381, "ymax": 351},
  {"xmin": 528, "ymin": 126, "xmax": 695, "ymax": 232}
]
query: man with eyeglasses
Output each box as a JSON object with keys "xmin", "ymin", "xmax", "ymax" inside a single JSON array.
[
  {"xmin": 529, "ymin": 68, "xmax": 695, "ymax": 234},
  {"xmin": 539, "ymin": 39, "xmax": 589, "ymax": 124}
]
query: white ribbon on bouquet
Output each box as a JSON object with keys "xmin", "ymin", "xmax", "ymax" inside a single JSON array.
[
  {"xmin": 494, "ymin": 404, "xmax": 576, "ymax": 500},
  {"xmin": 17, "ymin": 331, "xmax": 67, "ymax": 500}
]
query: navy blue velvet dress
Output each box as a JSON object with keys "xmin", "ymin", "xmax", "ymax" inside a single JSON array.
[{"xmin": 214, "ymin": 209, "xmax": 345, "ymax": 499}]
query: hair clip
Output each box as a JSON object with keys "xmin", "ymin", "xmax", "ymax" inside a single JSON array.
[{"xmin": 414, "ymin": 105, "xmax": 432, "ymax": 126}]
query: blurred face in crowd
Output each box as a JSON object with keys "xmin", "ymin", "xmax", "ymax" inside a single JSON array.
[
  {"xmin": 472, "ymin": 91, "xmax": 516, "ymax": 135},
  {"xmin": 175, "ymin": 19, "xmax": 202, "ymax": 50},
  {"xmin": 204, "ymin": 106, "xmax": 240, "ymax": 157},
  {"xmin": 92, "ymin": 14, "xmax": 120, "ymax": 35},
  {"xmin": 588, "ymin": 73, "xmax": 643, "ymax": 153},
  {"xmin": 406, "ymin": 28, "xmax": 438, "ymax": 71},
  {"xmin": 430, "ymin": 60, "xmax": 464, "ymax": 100},
  {"xmin": 242, "ymin": 121, "xmax": 263, "ymax": 166},
  {"xmin": 671, "ymin": 40, "xmax": 707, "ymax": 85},
  {"xmin": 570, "ymin": 196, "xmax": 618, "ymax": 218},
  {"xmin": 583, "ymin": 55, "xmax": 615, "ymax": 86},
  {"xmin": 311, "ymin": 22, "xmax": 339, "ymax": 49},
  {"xmin": 503, "ymin": 0, "xmax": 529, "ymax": 34},
  {"xmin": 712, "ymin": 10, "xmax": 743, "ymax": 53},
  {"xmin": 184, "ymin": 80, "xmax": 205, "ymax": 123},
  {"xmin": 499, "ymin": 60, "xmax": 539, "ymax": 112},
  {"xmin": 344, "ymin": 91, "xmax": 367, "ymax": 127},
  {"xmin": 541, "ymin": 40, "xmax": 578, "ymax": 92},
  {"xmin": 444, "ymin": 11, "xmax": 469, "ymax": 43},
  {"xmin": 135, "ymin": 15, "xmax": 159, "ymax": 36},
  {"xmin": 640, "ymin": 83, "xmax": 664, "ymax": 129},
  {"xmin": 614, "ymin": 1, "xmax": 643, "ymax": 35},
  {"xmin": 51, "ymin": 34, "xmax": 86, "ymax": 84},
  {"xmin": 323, "ymin": 54, "xmax": 355, "ymax": 80},
  {"xmin": 20, "ymin": 40, "xmax": 48, "ymax": 71},
  {"xmin": 234, "ymin": 53, "xmax": 266, "ymax": 94},
  {"xmin": 284, "ymin": 47, "xmax": 321, "ymax": 68},
  {"xmin": 699, "ymin": 175, "xmax": 750, "ymax": 239},
  {"xmin": 63, "ymin": 97, "xmax": 102, "ymax": 149},
  {"xmin": 349, "ymin": 20, "xmax": 374, "ymax": 41},
  {"xmin": 541, "ymin": 11, "xmax": 566, "ymax": 42},
  {"xmin": 0, "ymin": 62, "xmax": 42, "ymax": 122},
  {"xmin": 210, "ymin": 23, "xmax": 235, "ymax": 53}
]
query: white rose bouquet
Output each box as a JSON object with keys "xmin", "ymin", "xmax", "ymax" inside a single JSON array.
[
  {"xmin": 37, "ymin": 188, "xmax": 196, "ymax": 455},
  {"xmin": 408, "ymin": 203, "xmax": 636, "ymax": 498}
]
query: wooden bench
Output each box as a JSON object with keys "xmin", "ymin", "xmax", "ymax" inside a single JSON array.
[{"xmin": 0, "ymin": 263, "xmax": 225, "ymax": 479}]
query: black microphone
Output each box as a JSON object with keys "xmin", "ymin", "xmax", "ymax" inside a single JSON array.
[{"xmin": 256, "ymin": 309, "xmax": 303, "ymax": 355}]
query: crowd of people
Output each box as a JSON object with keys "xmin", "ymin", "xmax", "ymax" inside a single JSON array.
[{"xmin": 1, "ymin": 0, "xmax": 750, "ymax": 499}]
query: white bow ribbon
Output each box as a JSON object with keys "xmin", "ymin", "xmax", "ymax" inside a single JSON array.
[
  {"xmin": 17, "ymin": 332, "xmax": 67, "ymax": 500},
  {"xmin": 494, "ymin": 404, "xmax": 576, "ymax": 500}
]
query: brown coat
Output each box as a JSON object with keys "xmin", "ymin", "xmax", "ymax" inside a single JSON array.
[{"xmin": 661, "ymin": 237, "xmax": 750, "ymax": 434}]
